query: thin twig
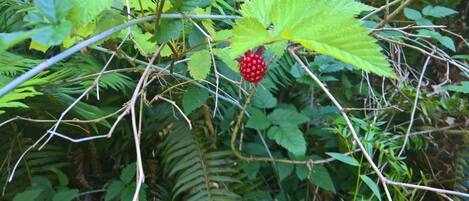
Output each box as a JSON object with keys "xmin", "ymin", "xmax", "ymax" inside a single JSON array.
[
  {"xmin": 398, "ymin": 53, "xmax": 433, "ymax": 157},
  {"xmin": 375, "ymin": 0, "xmax": 414, "ymax": 28}
]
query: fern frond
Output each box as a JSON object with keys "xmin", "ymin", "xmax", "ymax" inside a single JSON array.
[
  {"xmin": 160, "ymin": 122, "xmax": 240, "ymax": 201},
  {"xmin": 0, "ymin": 52, "xmax": 42, "ymax": 77}
]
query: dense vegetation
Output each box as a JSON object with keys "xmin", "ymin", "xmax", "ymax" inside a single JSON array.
[{"xmin": 0, "ymin": 0, "xmax": 468, "ymax": 200}]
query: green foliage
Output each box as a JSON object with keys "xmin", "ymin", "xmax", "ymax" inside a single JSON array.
[
  {"xmin": 182, "ymin": 86, "xmax": 209, "ymax": 114},
  {"xmin": 267, "ymin": 125, "xmax": 306, "ymax": 156},
  {"xmin": 12, "ymin": 174, "xmax": 79, "ymax": 201},
  {"xmin": 159, "ymin": 122, "xmax": 240, "ymax": 200},
  {"xmin": 0, "ymin": 0, "xmax": 468, "ymax": 201},
  {"xmin": 105, "ymin": 163, "xmax": 147, "ymax": 201},
  {"xmin": 231, "ymin": 0, "xmax": 396, "ymax": 78}
]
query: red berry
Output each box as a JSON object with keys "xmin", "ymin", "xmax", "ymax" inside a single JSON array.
[{"xmin": 237, "ymin": 49, "xmax": 267, "ymax": 84}]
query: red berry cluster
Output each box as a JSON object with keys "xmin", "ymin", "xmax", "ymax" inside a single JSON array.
[{"xmin": 238, "ymin": 49, "xmax": 267, "ymax": 84}]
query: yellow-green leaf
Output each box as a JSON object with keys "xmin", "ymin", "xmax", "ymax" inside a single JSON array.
[
  {"xmin": 188, "ymin": 50, "xmax": 212, "ymax": 80},
  {"xmin": 240, "ymin": 0, "xmax": 273, "ymax": 27},
  {"xmin": 288, "ymin": 12, "xmax": 396, "ymax": 78},
  {"xmin": 270, "ymin": 0, "xmax": 311, "ymax": 35},
  {"xmin": 67, "ymin": 0, "xmax": 112, "ymax": 26},
  {"xmin": 214, "ymin": 48, "xmax": 238, "ymax": 72},
  {"xmin": 229, "ymin": 17, "xmax": 273, "ymax": 58}
]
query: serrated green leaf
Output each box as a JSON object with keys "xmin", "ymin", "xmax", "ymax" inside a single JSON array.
[
  {"xmin": 52, "ymin": 189, "xmax": 79, "ymax": 201},
  {"xmin": 240, "ymin": 0, "xmax": 273, "ymax": 27},
  {"xmin": 155, "ymin": 19, "xmax": 183, "ymax": 42},
  {"xmin": 360, "ymin": 175, "xmax": 382, "ymax": 201},
  {"xmin": 246, "ymin": 108, "xmax": 271, "ymax": 130},
  {"xmin": 188, "ymin": 50, "xmax": 212, "ymax": 80},
  {"xmin": 229, "ymin": 17, "xmax": 273, "ymax": 58},
  {"xmin": 404, "ymin": 8, "xmax": 422, "ymax": 20},
  {"xmin": 268, "ymin": 108, "xmax": 309, "ymax": 126},
  {"xmin": 252, "ymin": 87, "xmax": 277, "ymax": 109},
  {"xmin": 288, "ymin": 12, "xmax": 396, "ymax": 78},
  {"xmin": 182, "ymin": 86, "xmax": 209, "ymax": 114},
  {"xmin": 270, "ymin": 0, "xmax": 311, "ymax": 35},
  {"xmin": 326, "ymin": 152, "xmax": 359, "ymax": 166},
  {"xmin": 132, "ymin": 27, "xmax": 157, "ymax": 56},
  {"xmin": 67, "ymin": 0, "xmax": 112, "ymax": 26},
  {"xmin": 267, "ymin": 125, "xmax": 306, "ymax": 156},
  {"xmin": 311, "ymin": 0, "xmax": 375, "ymax": 16}
]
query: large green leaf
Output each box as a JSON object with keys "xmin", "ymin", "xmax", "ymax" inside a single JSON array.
[
  {"xmin": 288, "ymin": 11, "xmax": 396, "ymax": 78},
  {"xmin": 267, "ymin": 125, "xmax": 306, "ymax": 156},
  {"xmin": 270, "ymin": 0, "xmax": 312, "ymax": 35},
  {"xmin": 232, "ymin": 0, "xmax": 395, "ymax": 78},
  {"xmin": 229, "ymin": 17, "xmax": 273, "ymax": 58},
  {"xmin": 240, "ymin": 0, "xmax": 273, "ymax": 27}
]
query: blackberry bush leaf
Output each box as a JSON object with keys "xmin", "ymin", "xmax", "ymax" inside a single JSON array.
[
  {"xmin": 268, "ymin": 108, "xmax": 309, "ymax": 126},
  {"xmin": 267, "ymin": 125, "xmax": 306, "ymax": 156},
  {"xmin": 240, "ymin": 0, "xmax": 273, "ymax": 27},
  {"xmin": 229, "ymin": 17, "xmax": 273, "ymax": 58},
  {"xmin": 270, "ymin": 0, "xmax": 312, "ymax": 35},
  {"xmin": 188, "ymin": 50, "xmax": 212, "ymax": 80},
  {"xmin": 288, "ymin": 12, "xmax": 396, "ymax": 78}
]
